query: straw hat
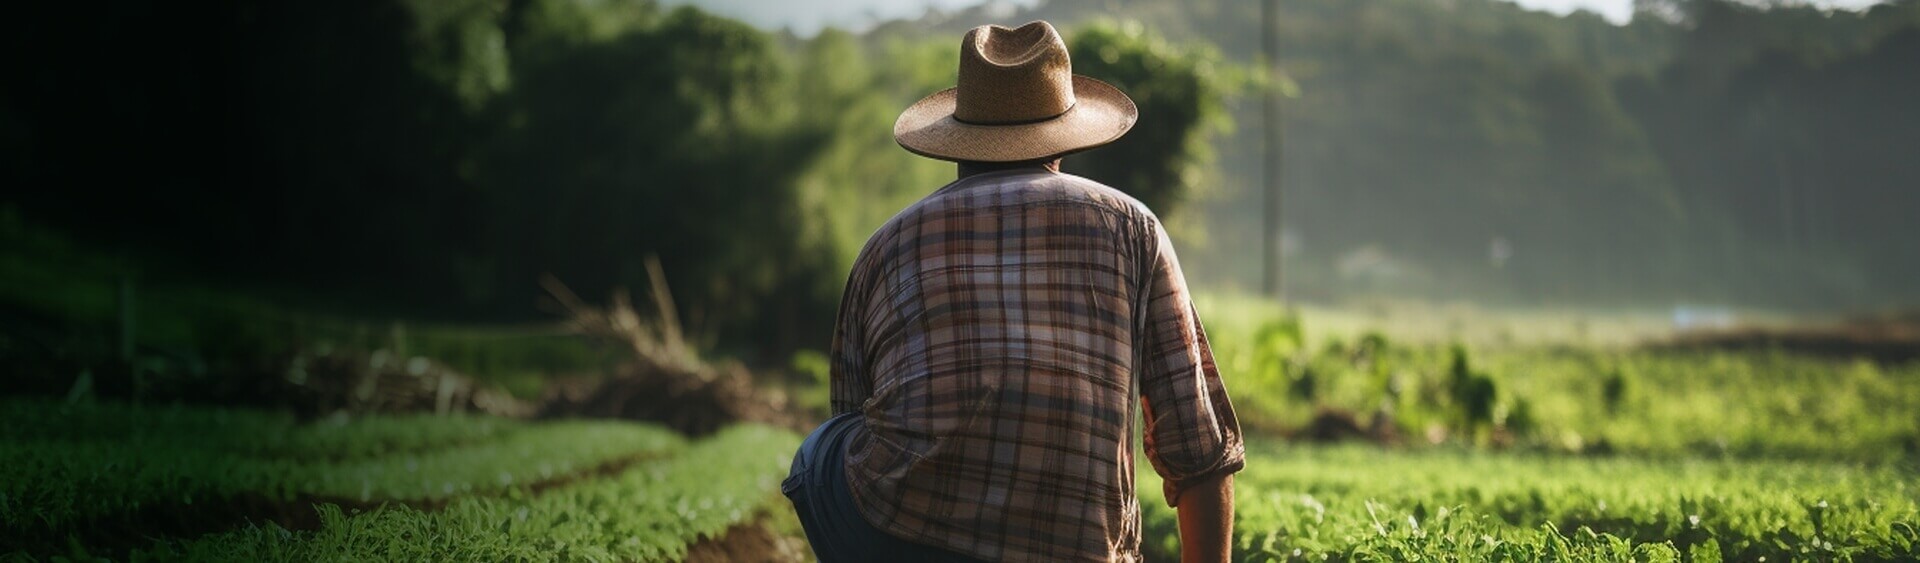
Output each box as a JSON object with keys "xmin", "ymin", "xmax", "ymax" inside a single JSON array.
[{"xmin": 894, "ymin": 21, "xmax": 1138, "ymax": 163}]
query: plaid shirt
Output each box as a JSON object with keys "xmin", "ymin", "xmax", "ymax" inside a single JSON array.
[{"xmin": 831, "ymin": 168, "xmax": 1245, "ymax": 562}]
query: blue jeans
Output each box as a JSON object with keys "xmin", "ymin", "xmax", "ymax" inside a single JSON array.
[{"xmin": 783, "ymin": 413, "xmax": 981, "ymax": 563}]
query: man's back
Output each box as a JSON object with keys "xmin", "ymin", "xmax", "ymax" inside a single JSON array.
[
  {"xmin": 830, "ymin": 168, "xmax": 1244, "ymax": 562},
  {"xmin": 784, "ymin": 20, "xmax": 1242, "ymax": 563}
]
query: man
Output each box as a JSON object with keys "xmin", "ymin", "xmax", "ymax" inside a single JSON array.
[{"xmin": 783, "ymin": 20, "xmax": 1244, "ymax": 563}]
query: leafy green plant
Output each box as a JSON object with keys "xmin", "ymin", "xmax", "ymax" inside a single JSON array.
[
  {"xmin": 1140, "ymin": 444, "xmax": 1920, "ymax": 562},
  {"xmin": 1199, "ymin": 300, "xmax": 1920, "ymax": 460},
  {"xmin": 140, "ymin": 425, "xmax": 799, "ymax": 562},
  {"xmin": 0, "ymin": 400, "xmax": 683, "ymax": 546}
]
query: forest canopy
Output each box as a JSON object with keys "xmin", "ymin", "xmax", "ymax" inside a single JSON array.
[{"xmin": 5, "ymin": 0, "xmax": 1917, "ymax": 362}]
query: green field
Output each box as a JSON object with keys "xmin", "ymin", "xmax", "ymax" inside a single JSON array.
[
  {"xmin": 7, "ymin": 0, "xmax": 1919, "ymax": 559},
  {"xmin": 138, "ymin": 425, "xmax": 797, "ymax": 562},
  {"xmin": 5, "ymin": 300, "xmax": 1919, "ymax": 561},
  {"xmin": 0, "ymin": 404, "xmax": 789, "ymax": 562},
  {"xmin": 1142, "ymin": 447, "xmax": 1918, "ymax": 561},
  {"xmin": 1162, "ymin": 297, "xmax": 1920, "ymax": 561}
]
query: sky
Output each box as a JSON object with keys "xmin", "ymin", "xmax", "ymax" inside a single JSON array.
[
  {"xmin": 666, "ymin": 0, "xmax": 1890, "ymax": 35},
  {"xmin": 1515, "ymin": 0, "xmax": 1883, "ymax": 23},
  {"xmin": 664, "ymin": 0, "xmax": 1035, "ymax": 35}
]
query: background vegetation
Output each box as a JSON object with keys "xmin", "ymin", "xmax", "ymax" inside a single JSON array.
[
  {"xmin": 4, "ymin": 0, "xmax": 1918, "ymax": 560},
  {"xmin": 11, "ymin": 0, "xmax": 1918, "ymax": 368},
  {"xmin": 1007, "ymin": 0, "xmax": 1920, "ymax": 308}
]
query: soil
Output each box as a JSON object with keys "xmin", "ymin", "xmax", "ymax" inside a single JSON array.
[
  {"xmin": 684, "ymin": 514, "xmax": 814, "ymax": 563},
  {"xmin": 539, "ymin": 361, "xmax": 809, "ymax": 437}
]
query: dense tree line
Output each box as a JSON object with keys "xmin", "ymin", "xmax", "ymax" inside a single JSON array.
[
  {"xmin": 6, "ymin": 0, "xmax": 1917, "ymax": 364},
  {"xmin": 2, "ymin": 0, "xmax": 1224, "ymax": 361}
]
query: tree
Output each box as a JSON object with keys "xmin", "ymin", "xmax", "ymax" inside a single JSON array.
[
  {"xmin": 1067, "ymin": 21, "xmax": 1237, "ymax": 219},
  {"xmin": 478, "ymin": 4, "xmax": 831, "ymax": 345}
]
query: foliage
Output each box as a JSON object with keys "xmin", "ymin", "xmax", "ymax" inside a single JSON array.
[
  {"xmin": 1005, "ymin": 0, "xmax": 1920, "ymax": 307},
  {"xmin": 1067, "ymin": 20, "xmax": 1238, "ymax": 219},
  {"xmin": 1139, "ymin": 444, "xmax": 1920, "ymax": 561},
  {"xmin": 1617, "ymin": 10, "xmax": 1920, "ymax": 307},
  {"xmin": 1199, "ymin": 297, "xmax": 1920, "ymax": 461},
  {"xmin": 0, "ymin": 400, "xmax": 683, "ymax": 546},
  {"xmin": 137, "ymin": 424, "xmax": 799, "ymax": 562},
  {"xmin": 783, "ymin": 30, "xmax": 957, "ymax": 315},
  {"xmin": 2, "ymin": 0, "xmax": 1254, "ymax": 365},
  {"xmin": 0, "ymin": 217, "xmax": 621, "ymax": 398},
  {"xmin": 478, "ymin": 3, "xmax": 834, "ymax": 351},
  {"xmin": 0, "ymin": 398, "xmax": 525, "ymax": 461},
  {"xmin": 13, "ymin": 0, "xmax": 1916, "ymax": 368},
  {"xmin": 8, "ymin": 315, "xmax": 1920, "ymax": 560}
]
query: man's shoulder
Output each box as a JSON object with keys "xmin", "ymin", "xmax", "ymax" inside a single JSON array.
[
  {"xmin": 858, "ymin": 172, "xmax": 1156, "ymax": 262},
  {"xmin": 927, "ymin": 171, "xmax": 1153, "ymax": 219},
  {"xmin": 1030, "ymin": 172, "xmax": 1150, "ymax": 211}
]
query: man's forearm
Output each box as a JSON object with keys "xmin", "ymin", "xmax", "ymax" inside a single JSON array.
[{"xmin": 1175, "ymin": 472, "xmax": 1234, "ymax": 563}]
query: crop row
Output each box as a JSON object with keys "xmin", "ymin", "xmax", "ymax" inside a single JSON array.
[
  {"xmin": 135, "ymin": 424, "xmax": 801, "ymax": 562},
  {"xmin": 1, "ymin": 417, "xmax": 682, "ymax": 548},
  {"xmin": 1138, "ymin": 444, "xmax": 1920, "ymax": 561},
  {"xmin": 1197, "ymin": 309, "xmax": 1920, "ymax": 462},
  {"xmin": 0, "ymin": 398, "xmax": 526, "ymax": 461}
]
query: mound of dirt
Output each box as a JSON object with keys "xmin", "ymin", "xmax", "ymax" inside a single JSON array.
[
  {"xmin": 539, "ymin": 361, "xmax": 803, "ymax": 437},
  {"xmin": 263, "ymin": 348, "xmax": 537, "ymax": 420},
  {"xmin": 534, "ymin": 268, "xmax": 807, "ymax": 436}
]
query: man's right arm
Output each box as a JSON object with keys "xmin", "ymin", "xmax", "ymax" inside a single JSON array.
[
  {"xmin": 1134, "ymin": 215, "xmax": 1245, "ymax": 562},
  {"xmin": 1175, "ymin": 472, "xmax": 1234, "ymax": 563}
]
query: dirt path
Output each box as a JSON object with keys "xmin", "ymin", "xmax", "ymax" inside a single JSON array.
[
  {"xmin": 684, "ymin": 513, "xmax": 814, "ymax": 563},
  {"xmin": 686, "ymin": 498, "xmax": 814, "ymax": 563}
]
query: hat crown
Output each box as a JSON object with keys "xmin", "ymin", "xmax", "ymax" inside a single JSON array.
[{"xmin": 954, "ymin": 22, "xmax": 1076, "ymax": 125}]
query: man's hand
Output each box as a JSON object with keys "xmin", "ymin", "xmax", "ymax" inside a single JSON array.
[{"xmin": 1175, "ymin": 472, "xmax": 1234, "ymax": 563}]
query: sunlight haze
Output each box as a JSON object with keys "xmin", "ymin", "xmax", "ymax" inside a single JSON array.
[{"xmin": 670, "ymin": 0, "xmax": 1890, "ymax": 32}]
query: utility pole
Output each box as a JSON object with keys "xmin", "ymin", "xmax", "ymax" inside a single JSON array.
[{"xmin": 1261, "ymin": 0, "xmax": 1285, "ymax": 300}]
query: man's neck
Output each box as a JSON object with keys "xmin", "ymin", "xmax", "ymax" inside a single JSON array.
[{"xmin": 957, "ymin": 158, "xmax": 1061, "ymax": 180}]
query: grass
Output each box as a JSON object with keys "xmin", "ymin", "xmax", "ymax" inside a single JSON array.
[
  {"xmin": 1139, "ymin": 444, "xmax": 1920, "ymax": 561},
  {"xmin": 1191, "ymin": 292, "xmax": 1690, "ymax": 350},
  {"xmin": 133, "ymin": 424, "xmax": 799, "ymax": 562},
  {"xmin": 0, "ymin": 402, "xmax": 683, "ymax": 545},
  {"xmin": 0, "ymin": 398, "xmax": 526, "ymax": 461},
  {"xmin": 1111, "ymin": 294, "xmax": 1920, "ymax": 561},
  {"xmin": 5, "ymin": 279, "xmax": 1917, "ymax": 561},
  {"xmin": 1189, "ymin": 293, "xmax": 1920, "ymax": 463}
]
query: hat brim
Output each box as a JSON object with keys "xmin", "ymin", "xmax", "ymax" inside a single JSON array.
[{"xmin": 894, "ymin": 75, "xmax": 1138, "ymax": 163}]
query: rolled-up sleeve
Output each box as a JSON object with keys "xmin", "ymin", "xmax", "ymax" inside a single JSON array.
[{"xmin": 1136, "ymin": 219, "xmax": 1245, "ymax": 507}]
